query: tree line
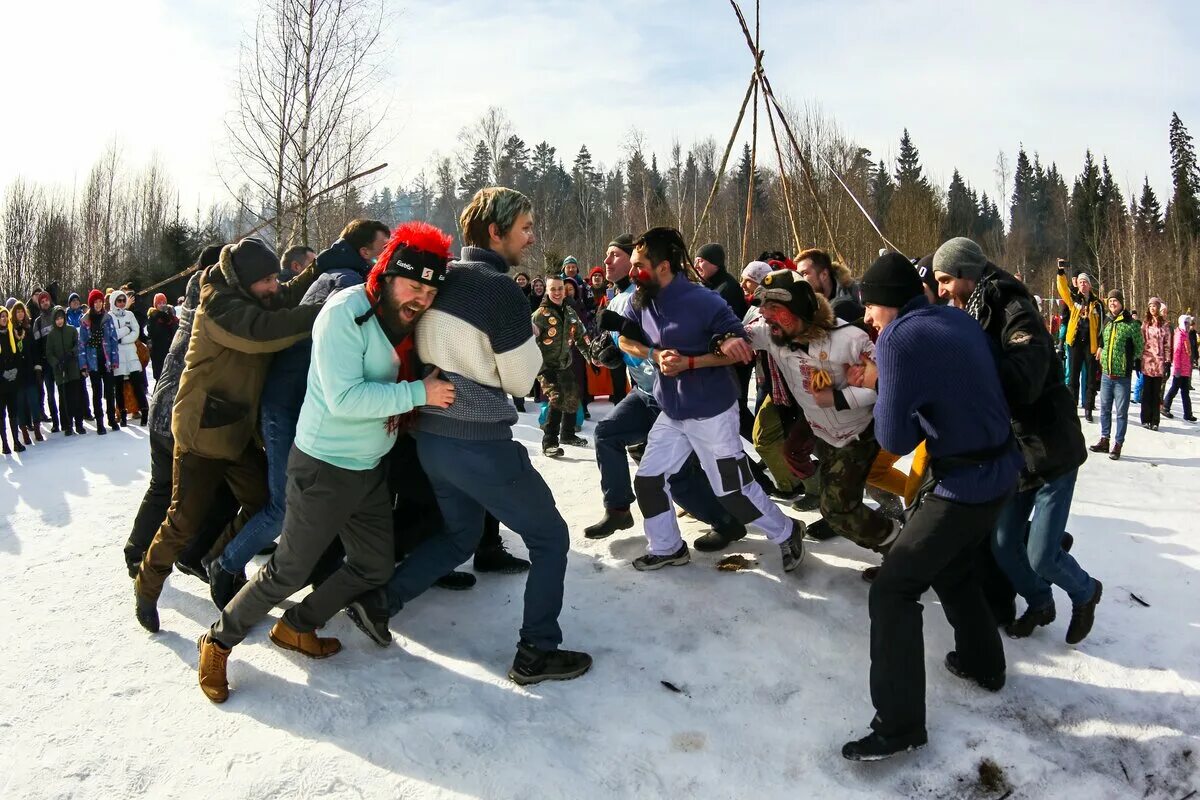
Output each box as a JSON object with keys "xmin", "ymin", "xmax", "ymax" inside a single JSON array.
[{"xmin": 1, "ymin": 0, "xmax": 1197, "ymax": 315}]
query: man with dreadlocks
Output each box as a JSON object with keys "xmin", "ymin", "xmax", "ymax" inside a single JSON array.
[
  {"xmin": 616, "ymin": 227, "xmax": 806, "ymax": 573},
  {"xmin": 745, "ymin": 269, "xmax": 900, "ymax": 555},
  {"xmin": 196, "ymin": 221, "xmax": 457, "ymax": 703}
]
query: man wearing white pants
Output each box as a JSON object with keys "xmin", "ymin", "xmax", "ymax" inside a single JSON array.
[{"xmin": 615, "ymin": 227, "xmax": 805, "ymax": 572}]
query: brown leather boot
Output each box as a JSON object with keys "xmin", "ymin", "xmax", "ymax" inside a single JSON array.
[
  {"xmin": 1109, "ymin": 443, "xmax": 1122, "ymax": 461},
  {"xmin": 269, "ymin": 619, "xmax": 341, "ymax": 659},
  {"xmin": 21, "ymin": 426, "xmax": 32, "ymax": 445},
  {"xmin": 32, "ymin": 423, "xmax": 44, "ymax": 442},
  {"xmin": 1088, "ymin": 437, "xmax": 1109, "ymax": 453},
  {"xmin": 197, "ymin": 632, "xmax": 231, "ymax": 703}
]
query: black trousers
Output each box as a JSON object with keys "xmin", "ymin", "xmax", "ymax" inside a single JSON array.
[
  {"xmin": 57, "ymin": 379, "xmax": 85, "ymax": 429},
  {"xmin": 1141, "ymin": 375, "xmax": 1165, "ymax": 426},
  {"xmin": 1067, "ymin": 344, "xmax": 1097, "ymax": 412},
  {"xmin": 868, "ymin": 492, "xmax": 1007, "ymax": 738},
  {"xmin": 124, "ymin": 432, "xmax": 239, "ymax": 570},
  {"xmin": 88, "ymin": 364, "xmax": 117, "ymax": 425}
]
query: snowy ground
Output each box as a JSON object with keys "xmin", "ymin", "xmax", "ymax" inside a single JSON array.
[{"xmin": 2, "ymin": 403, "xmax": 1198, "ymax": 800}]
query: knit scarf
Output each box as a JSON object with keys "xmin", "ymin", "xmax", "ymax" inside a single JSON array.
[
  {"xmin": 965, "ymin": 281, "xmax": 987, "ymax": 322},
  {"xmin": 767, "ymin": 354, "xmax": 791, "ymax": 407}
]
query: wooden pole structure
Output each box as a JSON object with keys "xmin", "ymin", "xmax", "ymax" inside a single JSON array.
[
  {"xmin": 137, "ymin": 162, "xmax": 389, "ymax": 297},
  {"xmin": 739, "ymin": 2, "xmax": 761, "ymax": 267},
  {"xmin": 690, "ymin": 73, "xmax": 757, "ymax": 253}
]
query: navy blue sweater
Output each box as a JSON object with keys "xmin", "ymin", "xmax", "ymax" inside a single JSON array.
[
  {"xmin": 260, "ymin": 238, "xmax": 372, "ymax": 414},
  {"xmin": 621, "ymin": 273, "xmax": 742, "ymax": 420},
  {"xmin": 874, "ymin": 296, "xmax": 1021, "ymax": 504}
]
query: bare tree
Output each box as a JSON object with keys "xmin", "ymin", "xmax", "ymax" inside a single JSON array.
[
  {"xmin": 224, "ymin": 0, "xmax": 387, "ymax": 248},
  {"xmin": 1, "ymin": 178, "xmax": 43, "ymax": 292}
]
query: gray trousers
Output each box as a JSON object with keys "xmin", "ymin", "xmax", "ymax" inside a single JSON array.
[{"xmin": 212, "ymin": 446, "xmax": 394, "ymax": 648}]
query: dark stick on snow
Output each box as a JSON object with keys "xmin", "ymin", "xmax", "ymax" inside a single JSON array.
[
  {"xmin": 1175, "ymin": 791, "xmax": 1196, "ymax": 800},
  {"xmin": 660, "ymin": 680, "xmax": 685, "ymax": 695},
  {"xmin": 1130, "ymin": 593, "xmax": 1151, "ymax": 607},
  {"xmin": 1120, "ymin": 759, "xmax": 1130, "ymax": 781}
]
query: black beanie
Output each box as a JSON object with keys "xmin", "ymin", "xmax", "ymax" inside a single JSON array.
[
  {"xmin": 608, "ymin": 233, "xmax": 635, "ymax": 255},
  {"xmin": 861, "ymin": 253, "xmax": 924, "ymax": 309},
  {"xmin": 914, "ymin": 254, "xmax": 938, "ymax": 297},
  {"xmin": 198, "ymin": 244, "xmax": 224, "ymax": 269},
  {"xmin": 228, "ymin": 238, "xmax": 279, "ymax": 288},
  {"xmin": 697, "ymin": 242, "xmax": 726, "ymax": 272},
  {"xmin": 755, "ymin": 269, "xmax": 819, "ymax": 322}
]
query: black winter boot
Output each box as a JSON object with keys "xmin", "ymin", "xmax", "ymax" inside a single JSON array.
[
  {"xmin": 135, "ymin": 590, "xmax": 160, "ymax": 633},
  {"xmin": 1065, "ymin": 579, "xmax": 1102, "ymax": 644},
  {"xmin": 842, "ymin": 729, "xmax": 928, "ymax": 761},
  {"xmin": 207, "ymin": 560, "xmax": 247, "ymax": 610},
  {"xmin": 508, "ymin": 641, "xmax": 592, "ymax": 685},
  {"xmin": 542, "ymin": 408, "xmax": 563, "ymax": 457},
  {"xmin": 944, "ymin": 651, "xmax": 1005, "ymax": 692},
  {"xmin": 1005, "ymin": 603, "xmax": 1055, "ymax": 638},
  {"xmin": 474, "ymin": 541, "xmax": 530, "ymax": 574},
  {"xmin": 345, "ymin": 588, "xmax": 392, "ymax": 647},
  {"xmin": 584, "ymin": 507, "xmax": 635, "ymax": 539},
  {"xmin": 560, "ymin": 412, "xmax": 588, "ymax": 448}
]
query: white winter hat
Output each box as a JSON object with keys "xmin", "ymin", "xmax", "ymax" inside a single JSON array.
[
  {"xmin": 741, "ymin": 260, "xmax": 773, "ymax": 286},
  {"xmin": 1182, "ymin": 314, "xmax": 1194, "ymax": 329}
]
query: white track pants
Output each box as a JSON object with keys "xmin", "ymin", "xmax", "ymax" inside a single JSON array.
[{"xmin": 634, "ymin": 404, "xmax": 794, "ymax": 555}]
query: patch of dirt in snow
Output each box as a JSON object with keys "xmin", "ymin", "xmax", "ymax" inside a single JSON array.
[{"xmin": 2, "ymin": 411, "xmax": 1199, "ymax": 800}]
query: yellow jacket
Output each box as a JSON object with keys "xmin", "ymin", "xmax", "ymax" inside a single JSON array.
[{"xmin": 1056, "ymin": 271, "xmax": 1102, "ymax": 355}]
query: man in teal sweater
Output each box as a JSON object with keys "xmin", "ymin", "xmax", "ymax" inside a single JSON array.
[{"xmin": 196, "ymin": 222, "xmax": 458, "ymax": 703}]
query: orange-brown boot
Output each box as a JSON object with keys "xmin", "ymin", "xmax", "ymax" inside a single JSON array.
[
  {"xmin": 269, "ymin": 619, "xmax": 341, "ymax": 659},
  {"xmin": 197, "ymin": 632, "xmax": 231, "ymax": 703}
]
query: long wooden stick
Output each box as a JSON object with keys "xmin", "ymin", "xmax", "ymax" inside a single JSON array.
[
  {"xmin": 728, "ymin": 0, "xmax": 904, "ymax": 259},
  {"xmin": 739, "ymin": 2, "xmax": 761, "ymax": 267},
  {"xmin": 137, "ymin": 162, "xmax": 389, "ymax": 296},
  {"xmin": 690, "ymin": 73, "xmax": 756, "ymax": 252},
  {"xmin": 764, "ymin": 96, "xmax": 802, "ymax": 256}
]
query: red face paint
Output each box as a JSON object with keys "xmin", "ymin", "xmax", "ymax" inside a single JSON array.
[
  {"xmin": 760, "ymin": 303, "xmax": 798, "ymax": 329},
  {"xmin": 631, "ymin": 266, "xmax": 653, "ymax": 284}
]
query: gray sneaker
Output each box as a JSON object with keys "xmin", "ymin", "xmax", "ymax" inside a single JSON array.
[{"xmin": 632, "ymin": 543, "xmax": 690, "ymax": 571}]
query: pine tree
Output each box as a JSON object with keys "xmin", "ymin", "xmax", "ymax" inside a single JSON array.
[
  {"xmin": 869, "ymin": 160, "xmax": 894, "ymax": 229},
  {"xmin": 497, "ymin": 135, "xmax": 531, "ymax": 192},
  {"xmin": 943, "ymin": 169, "xmax": 978, "ymax": 239},
  {"xmin": 1136, "ymin": 176, "xmax": 1164, "ymax": 236},
  {"xmin": 459, "ymin": 140, "xmax": 492, "ymax": 199},
  {"xmin": 1167, "ymin": 112, "xmax": 1200, "ymax": 238},
  {"xmin": 1070, "ymin": 150, "xmax": 1102, "ymax": 269},
  {"xmin": 1007, "ymin": 147, "xmax": 1036, "ymax": 267},
  {"xmin": 894, "ymin": 129, "xmax": 928, "ymax": 192}
]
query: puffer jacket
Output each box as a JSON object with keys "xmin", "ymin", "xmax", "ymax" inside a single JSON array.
[
  {"xmin": 1097, "ymin": 312, "xmax": 1143, "ymax": 378},
  {"xmin": 44, "ymin": 312, "xmax": 82, "ymax": 385},
  {"xmin": 1170, "ymin": 322, "xmax": 1192, "ymax": 377},
  {"xmin": 1140, "ymin": 317, "xmax": 1172, "ymax": 378},
  {"xmin": 109, "ymin": 290, "xmax": 142, "ymax": 376},
  {"xmin": 65, "ymin": 296, "xmax": 85, "ymax": 330},
  {"xmin": 148, "ymin": 273, "xmax": 202, "ymax": 439},
  {"xmin": 970, "ymin": 264, "xmax": 1087, "ymax": 488},
  {"xmin": 171, "ymin": 246, "xmax": 319, "ymax": 460},
  {"xmin": 78, "ymin": 310, "xmax": 119, "ymax": 372}
]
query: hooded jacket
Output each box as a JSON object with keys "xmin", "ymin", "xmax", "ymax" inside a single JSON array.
[
  {"xmin": 109, "ymin": 290, "xmax": 143, "ymax": 376},
  {"xmin": 146, "ymin": 305, "xmax": 179, "ymax": 360},
  {"xmin": 65, "ymin": 295, "xmax": 85, "ymax": 329},
  {"xmin": 259, "ymin": 237, "xmax": 372, "ymax": 414},
  {"xmin": 44, "ymin": 309, "xmax": 82, "ymax": 385},
  {"xmin": 1170, "ymin": 319, "xmax": 1193, "ymax": 378},
  {"xmin": 171, "ymin": 246, "xmax": 319, "ymax": 460},
  {"xmin": 969, "ymin": 265, "xmax": 1087, "ymax": 487}
]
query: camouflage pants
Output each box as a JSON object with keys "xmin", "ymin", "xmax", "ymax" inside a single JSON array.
[
  {"xmin": 813, "ymin": 425, "xmax": 894, "ymax": 551},
  {"xmin": 538, "ymin": 367, "xmax": 579, "ymax": 414}
]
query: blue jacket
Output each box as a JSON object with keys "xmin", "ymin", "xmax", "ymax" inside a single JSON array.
[
  {"xmin": 621, "ymin": 273, "xmax": 742, "ymax": 420},
  {"xmin": 874, "ymin": 296, "xmax": 1021, "ymax": 504},
  {"xmin": 260, "ymin": 238, "xmax": 373, "ymax": 414},
  {"xmin": 78, "ymin": 311, "xmax": 120, "ymax": 372},
  {"xmin": 65, "ymin": 296, "xmax": 85, "ymax": 330}
]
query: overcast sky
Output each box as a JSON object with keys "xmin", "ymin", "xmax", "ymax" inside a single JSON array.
[{"xmin": 2, "ymin": 0, "xmax": 1197, "ymax": 214}]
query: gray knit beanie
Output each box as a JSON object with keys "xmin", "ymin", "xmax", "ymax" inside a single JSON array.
[{"xmin": 932, "ymin": 237, "xmax": 988, "ymax": 281}]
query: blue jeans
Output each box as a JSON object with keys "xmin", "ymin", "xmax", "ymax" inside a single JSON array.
[
  {"xmin": 992, "ymin": 469, "xmax": 1093, "ymax": 609},
  {"xmin": 594, "ymin": 390, "xmax": 736, "ymax": 528},
  {"xmin": 218, "ymin": 403, "xmax": 297, "ymax": 573},
  {"xmin": 386, "ymin": 432, "xmax": 569, "ymax": 650},
  {"xmin": 1098, "ymin": 374, "xmax": 1131, "ymax": 443},
  {"xmin": 16, "ymin": 382, "xmax": 40, "ymax": 427}
]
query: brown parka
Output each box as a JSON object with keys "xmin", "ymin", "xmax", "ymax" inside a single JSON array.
[{"xmin": 171, "ymin": 246, "xmax": 319, "ymax": 460}]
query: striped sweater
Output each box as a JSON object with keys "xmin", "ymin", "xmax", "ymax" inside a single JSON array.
[{"xmin": 415, "ymin": 246, "xmax": 543, "ymax": 440}]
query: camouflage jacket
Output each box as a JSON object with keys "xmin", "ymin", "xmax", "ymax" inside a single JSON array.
[{"xmin": 532, "ymin": 298, "xmax": 588, "ymax": 371}]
